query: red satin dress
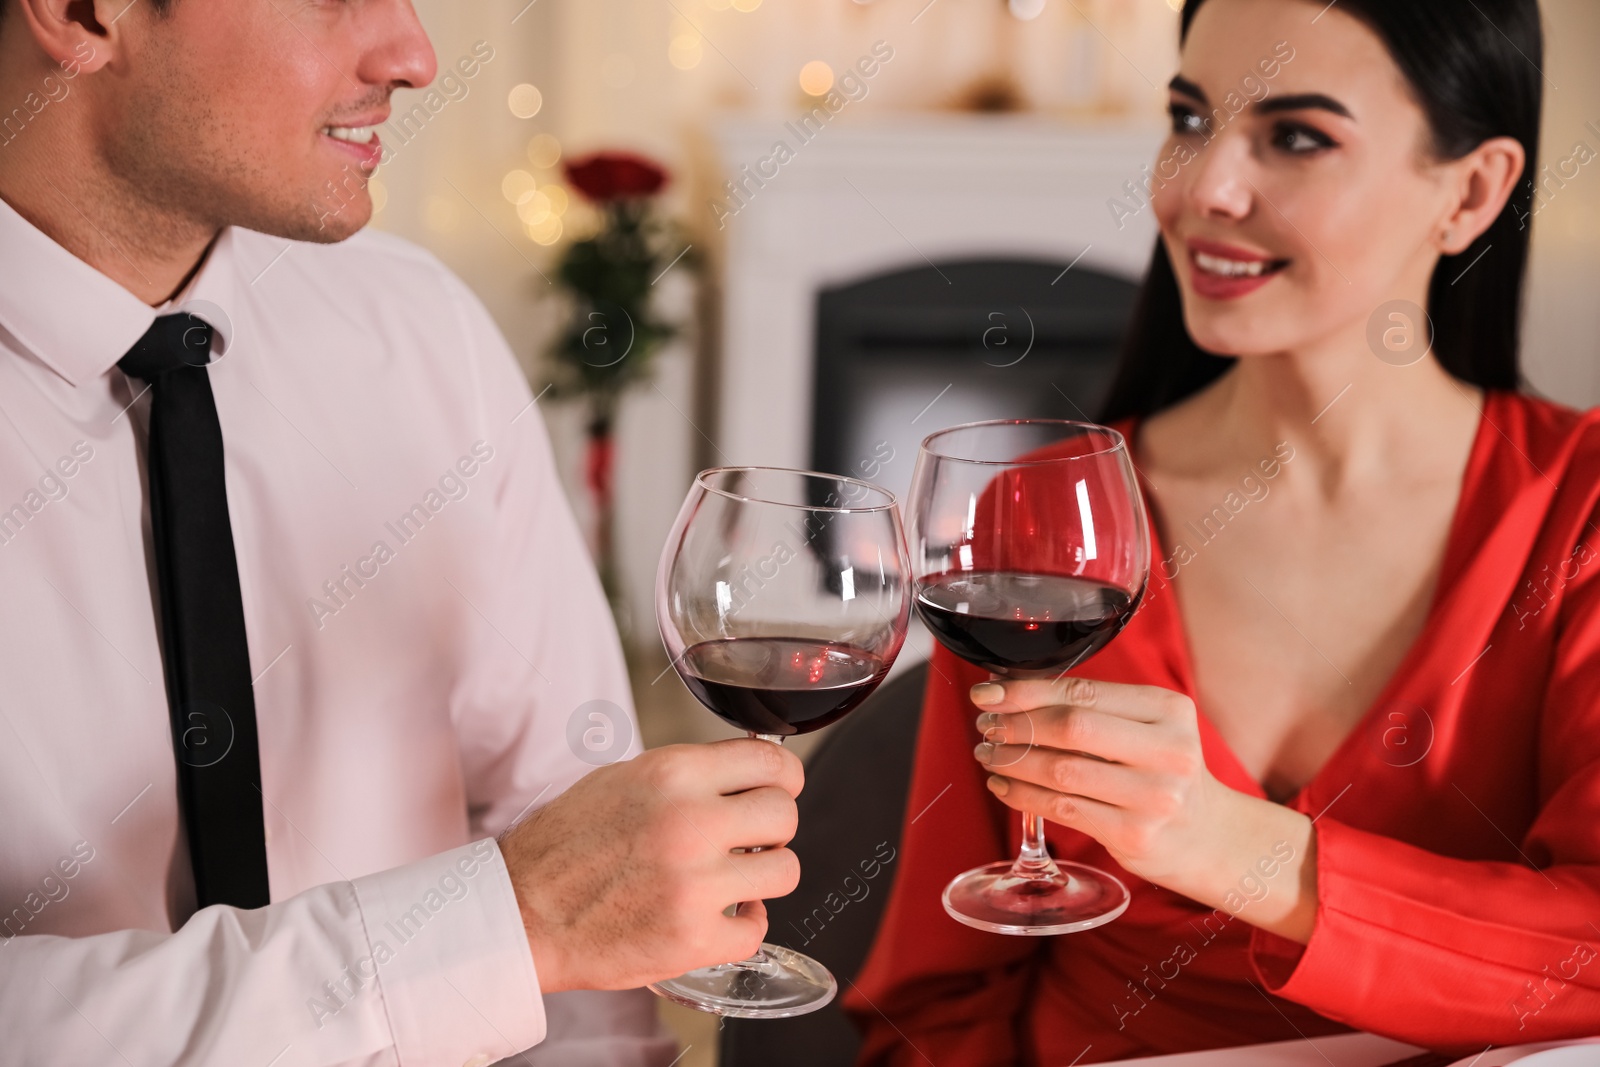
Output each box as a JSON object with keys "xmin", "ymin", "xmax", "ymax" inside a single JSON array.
[{"xmin": 844, "ymin": 391, "xmax": 1600, "ymax": 1064}]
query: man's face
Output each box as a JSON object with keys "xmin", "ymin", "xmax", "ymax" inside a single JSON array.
[{"xmin": 97, "ymin": 0, "xmax": 435, "ymax": 242}]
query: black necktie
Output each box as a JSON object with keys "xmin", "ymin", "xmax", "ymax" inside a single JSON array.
[{"xmin": 120, "ymin": 314, "xmax": 270, "ymax": 910}]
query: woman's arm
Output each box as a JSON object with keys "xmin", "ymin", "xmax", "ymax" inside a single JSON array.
[
  {"xmin": 1246, "ymin": 544, "xmax": 1600, "ymax": 1049},
  {"xmin": 972, "ymin": 575, "xmax": 1600, "ymax": 1051}
]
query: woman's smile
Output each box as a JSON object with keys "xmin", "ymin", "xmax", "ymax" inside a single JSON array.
[{"xmin": 1184, "ymin": 237, "xmax": 1292, "ymax": 300}]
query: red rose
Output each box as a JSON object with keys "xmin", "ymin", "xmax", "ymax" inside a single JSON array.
[{"xmin": 564, "ymin": 151, "xmax": 669, "ymax": 202}]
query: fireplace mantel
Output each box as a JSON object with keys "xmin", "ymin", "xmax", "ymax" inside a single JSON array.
[{"xmin": 710, "ymin": 113, "xmax": 1164, "ymax": 470}]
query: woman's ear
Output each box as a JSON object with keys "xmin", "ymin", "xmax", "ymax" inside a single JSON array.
[
  {"xmin": 11, "ymin": 0, "xmax": 123, "ymax": 73},
  {"xmin": 1437, "ymin": 136, "xmax": 1525, "ymax": 255}
]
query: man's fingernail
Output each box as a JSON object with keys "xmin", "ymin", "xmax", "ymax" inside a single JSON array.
[
  {"xmin": 986, "ymin": 775, "xmax": 1010, "ymax": 796},
  {"xmin": 971, "ymin": 683, "xmax": 1004, "ymax": 706},
  {"xmin": 974, "ymin": 742, "xmax": 994, "ymax": 763}
]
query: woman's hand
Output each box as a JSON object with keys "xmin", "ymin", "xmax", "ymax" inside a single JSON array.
[
  {"xmin": 971, "ymin": 675, "xmax": 1220, "ymax": 885},
  {"xmin": 971, "ymin": 675, "xmax": 1319, "ymax": 941}
]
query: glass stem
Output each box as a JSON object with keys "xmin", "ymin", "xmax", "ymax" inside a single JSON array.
[
  {"xmin": 1016, "ymin": 811, "xmax": 1054, "ymax": 874},
  {"xmin": 985, "ymin": 671, "xmax": 1059, "ymax": 879},
  {"xmin": 721, "ymin": 731, "xmax": 789, "ymax": 970}
]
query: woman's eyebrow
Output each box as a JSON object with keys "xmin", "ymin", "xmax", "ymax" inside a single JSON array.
[
  {"xmin": 1168, "ymin": 74, "xmax": 1207, "ymax": 101},
  {"xmin": 1257, "ymin": 93, "xmax": 1354, "ymax": 118},
  {"xmin": 1167, "ymin": 75, "xmax": 1354, "ymax": 120}
]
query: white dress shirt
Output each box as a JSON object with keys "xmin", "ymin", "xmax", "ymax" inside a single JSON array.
[{"xmin": 0, "ymin": 198, "xmax": 676, "ymax": 1067}]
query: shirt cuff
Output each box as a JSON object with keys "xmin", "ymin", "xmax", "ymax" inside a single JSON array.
[{"xmin": 350, "ymin": 838, "xmax": 546, "ymax": 1066}]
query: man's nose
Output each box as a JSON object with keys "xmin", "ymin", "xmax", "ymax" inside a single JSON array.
[{"xmin": 358, "ymin": 0, "xmax": 439, "ymax": 91}]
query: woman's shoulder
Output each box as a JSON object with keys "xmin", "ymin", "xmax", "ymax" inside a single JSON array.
[
  {"xmin": 1481, "ymin": 392, "xmax": 1600, "ymax": 549},
  {"xmin": 1485, "ymin": 389, "xmax": 1600, "ymax": 471},
  {"xmin": 1489, "ymin": 388, "xmax": 1589, "ymax": 431}
]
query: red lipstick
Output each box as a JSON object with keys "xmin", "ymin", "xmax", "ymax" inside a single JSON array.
[{"xmin": 1184, "ymin": 238, "xmax": 1289, "ymax": 301}]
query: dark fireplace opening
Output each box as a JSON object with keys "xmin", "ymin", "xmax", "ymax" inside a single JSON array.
[{"xmin": 810, "ymin": 258, "xmax": 1141, "ymax": 503}]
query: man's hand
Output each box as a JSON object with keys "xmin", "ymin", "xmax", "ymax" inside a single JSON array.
[{"xmin": 500, "ymin": 738, "xmax": 804, "ymax": 992}]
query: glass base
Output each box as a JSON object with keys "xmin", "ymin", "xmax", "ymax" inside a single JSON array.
[
  {"xmin": 647, "ymin": 943, "xmax": 838, "ymax": 1018},
  {"xmin": 942, "ymin": 859, "xmax": 1131, "ymax": 935}
]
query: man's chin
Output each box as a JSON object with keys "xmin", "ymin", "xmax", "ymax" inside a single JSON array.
[
  {"xmin": 256, "ymin": 196, "xmax": 373, "ymax": 244},
  {"xmin": 305, "ymin": 209, "xmax": 371, "ymax": 244},
  {"xmin": 215, "ymin": 188, "xmax": 375, "ymax": 245}
]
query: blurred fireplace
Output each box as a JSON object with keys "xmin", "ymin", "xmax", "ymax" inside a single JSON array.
[
  {"xmin": 809, "ymin": 258, "xmax": 1140, "ymax": 503},
  {"xmin": 709, "ymin": 117, "xmax": 1160, "ymax": 476}
]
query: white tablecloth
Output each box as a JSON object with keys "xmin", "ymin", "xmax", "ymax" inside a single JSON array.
[
  {"xmin": 1113, "ymin": 1032, "xmax": 1425, "ymax": 1066},
  {"xmin": 1113, "ymin": 1034, "xmax": 1600, "ymax": 1066}
]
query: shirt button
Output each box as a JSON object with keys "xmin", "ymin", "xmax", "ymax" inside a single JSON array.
[{"xmin": 462, "ymin": 1055, "xmax": 492, "ymax": 1067}]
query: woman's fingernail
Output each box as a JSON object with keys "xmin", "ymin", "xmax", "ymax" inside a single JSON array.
[
  {"xmin": 986, "ymin": 775, "xmax": 1010, "ymax": 796},
  {"xmin": 974, "ymin": 742, "xmax": 994, "ymax": 763},
  {"xmin": 971, "ymin": 683, "xmax": 1005, "ymax": 706}
]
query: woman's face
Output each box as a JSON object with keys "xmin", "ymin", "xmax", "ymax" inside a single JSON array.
[{"xmin": 1151, "ymin": 0, "xmax": 1461, "ymax": 358}]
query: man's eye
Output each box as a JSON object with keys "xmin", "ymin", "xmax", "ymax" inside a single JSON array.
[
  {"xmin": 1168, "ymin": 103, "xmax": 1210, "ymax": 138},
  {"xmin": 1272, "ymin": 122, "xmax": 1336, "ymax": 154}
]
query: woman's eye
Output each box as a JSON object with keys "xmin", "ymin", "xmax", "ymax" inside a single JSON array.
[
  {"xmin": 1272, "ymin": 122, "xmax": 1336, "ymax": 154},
  {"xmin": 1168, "ymin": 102, "xmax": 1210, "ymax": 138}
]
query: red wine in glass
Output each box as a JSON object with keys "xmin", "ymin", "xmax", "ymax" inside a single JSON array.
[
  {"xmin": 905, "ymin": 420, "xmax": 1151, "ymax": 936},
  {"xmin": 679, "ymin": 637, "xmax": 890, "ymax": 736},
  {"xmin": 914, "ymin": 572, "xmax": 1138, "ymax": 675},
  {"xmin": 654, "ymin": 467, "xmax": 911, "ymax": 1016}
]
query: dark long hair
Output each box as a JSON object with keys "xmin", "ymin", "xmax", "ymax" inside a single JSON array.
[{"xmin": 1098, "ymin": 0, "xmax": 1544, "ymax": 422}]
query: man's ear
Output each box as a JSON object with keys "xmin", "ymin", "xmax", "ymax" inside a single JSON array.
[
  {"xmin": 11, "ymin": 0, "xmax": 125, "ymax": 73},
  {"xmin": 1436, "ymin": 135, "xmax": 1525, "ymax": 256}
]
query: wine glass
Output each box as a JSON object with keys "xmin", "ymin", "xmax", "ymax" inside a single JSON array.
[
  {"xmin": 905, "ymin": 419, "xmax": 1150, "ymax": 935},
  {"xmin": 653, "ymin": 466, "xmax": 911, "ymax": 1017}
]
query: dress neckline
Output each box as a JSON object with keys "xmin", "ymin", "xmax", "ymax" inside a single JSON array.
[{"xmin": 1121, "ymin": 392, "xmax": 1500, "ymax": 809}]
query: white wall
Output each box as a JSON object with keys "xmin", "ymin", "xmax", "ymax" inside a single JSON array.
[{"xmin": 1523, "ymin": 0, "xmax": 1600, "ymax": 405}]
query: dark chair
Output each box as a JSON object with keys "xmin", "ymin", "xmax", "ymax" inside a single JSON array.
[{"xmin": 719, "ymin": 659, "xmax": 930, "ymax": 1067}]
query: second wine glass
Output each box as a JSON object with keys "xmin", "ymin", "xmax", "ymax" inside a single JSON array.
[
  {"xmin": 654, "ymin": 466, "xmax": 911, "ymax": 1016},
  {"xmin": 905, "ymin": 419, "xmax": 1151, "ymax": 936}
]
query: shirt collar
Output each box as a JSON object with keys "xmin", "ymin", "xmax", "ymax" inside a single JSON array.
[{"xmin": 0, "ymin": 195, "xmax": 239, "ymax": 387}]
